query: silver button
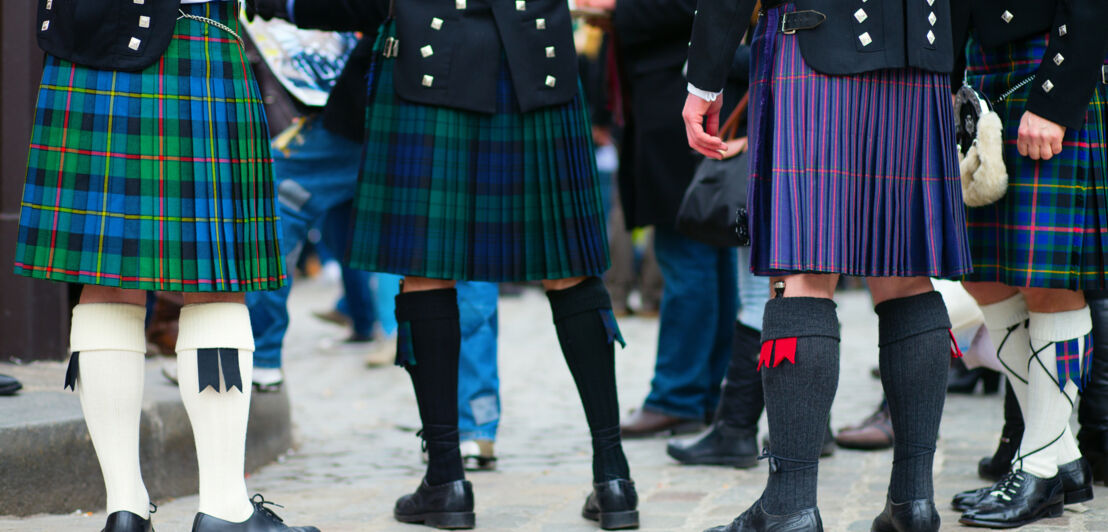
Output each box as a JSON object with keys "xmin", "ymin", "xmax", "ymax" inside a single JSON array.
[
  {"xmin": 545, "ymin": 46, "xmax": 555, "ymax": 58},
  {"xmin": 928, "ymin": 12, "xmax": 937, "ymax": 26},
  {"xmin": 854, "ymin": 9, "xmax": 867, "ymax": 23},
  {"xmin": 421, "ymin": 45, "xmax": 434, "ymax": 58},
  {"xmin": 456, "ymin": 0, "xmax": 465, "ymax": 9},
  {"xmin": 516, "ymin": 1, "xmax": 526, "ymax": 11},
  {"xmin": 545, "ymin": 75, "xmax": 556, "ymax": 88},
  {"xmin": 1058, "ymin": 24, "xmax": 1067, "ymax": 37},
  {"xmin": 431, "ymin": 17, "xmax": 444, "ymax": 30},
  {"xmin": 926, "ymin": 30, "xmax": 935, "ymax": 44},
  {"xmin": 858, "ymin": 32, "xmax": 872, "ymax": 47},
  {"xmin": 1042, "ymin": 80, "xmax": 1054, "ymax": 93},
  {"xmin": 133, "ymin": 0, "xmax": 144, "ymax": 4},
  {"xmin": 41, "ymin": 20, "xmax": 50, "ymax": 31},
  {"xmin": 536, "ymin": 18, "xmax": 546, "ymax": 30},
  {"xmin": 46, "ymin": 0, "xmax": 52, "ymax": 9},
  {"xmin": 128, "ymin": 37, "xmax": 141, "ymax": 50},
  {"xmin": 927, "ymin": 0, "xmax": 935, "ymax": 5},
  {"xmin": 422, "ymin": 75, "xmax": 434, "ymax": 87},
  {"xmin": 1053, "ymin": 53, "xmax": 1064, "ymax": 65},
  {"xmin": 1001, "ymin": 10, "xmax": 1013, "ymax": 23},
  {"xmin": 139, "ymin": 16, "xmax": 151, "ymax": 28}
]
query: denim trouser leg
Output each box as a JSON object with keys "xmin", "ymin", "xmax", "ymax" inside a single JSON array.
[
  {"xmin": 737, "ymin": 246, "xmax": 770, "ymax": 331},
  {"xmin": 322, "ymin": 202, "xmax": 376, "ymax": 337},
  {"xmin": 246, "ymin": 118, "xmax": 363, "ymax": 369},
  {"xmin": 457, "ymin": 281, "xmax": 501, "ymax": 442},
  {"xmin": 645, "ymin": 226, "xmax": 738, "ymax": 419}
]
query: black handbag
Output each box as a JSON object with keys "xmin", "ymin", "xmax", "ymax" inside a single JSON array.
[{"xmin": 676, "ymin": 93, "xmax": 751, "ymax": 247}]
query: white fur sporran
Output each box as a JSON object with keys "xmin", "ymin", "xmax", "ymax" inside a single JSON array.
[{"xmin": 954, "ymin": 85, "xmax": 1008, "ymax": 207}]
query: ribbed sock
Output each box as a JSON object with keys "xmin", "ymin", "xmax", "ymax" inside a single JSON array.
[
  {"xmin": 396, "ymin": 288, "xmax": 465, "ymax": 486},
  {"xmin": 1020, "ymin": 307, "xmax": 1091, "ymax": 478},
  {"xmin": 759, "ymin": 297, "xmax": 839, "ymax": 514},
  {"xmin": 716, "ymin": 322, "xmax": 764, "ymax": 428},
  {"xmin": 176, "ymin": 303, "xmax": 256, "ymax": 523},
  {"xmin": 70, "ymin": 303, "xmax": 151, "ymax": 518},
  {"xmin": 875, "ymin": 292, "xmax": 951, "ymax": 503},
  {"xmin": 547, "ymin": 277, "xmax": 631, "ymax": 483}
]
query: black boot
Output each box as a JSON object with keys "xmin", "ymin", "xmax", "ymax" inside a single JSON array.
[
  {"xmin": 394, "ymin": 479, "xmax": 476, "ymax": 530},
  {"xmin": 582, "ymin": 479, "xmax": 639, "ymax": 530},
  {"xmin": 103, "ymin": 511, "xmax": 151, "ymax": 532},
  {"xmin": 1078, "ymin": 290, "xmax": 1108, "ymax": 485},
  {"xmin": 192, "ymin": 495, "xmax": 320, "ymax": 532},
  {"xmin": 958, "ymin": 471, "xmax": 1064, "ymax": 528},
  {"xmin": 871, "ymin": 497, "xmax": 939, "ymax": 532},
  {"xmin": 668, "ymin": 322, "xmax": 762, "ymax": 467},
  {"xmin": 703, "ymin": 499, "xmax": 823, "ymax": 532},
  {"xmin": 953, "ymin": 458, "xmax": 1093, "ymax": 511},
  {"xmin": 978, "ymin": 384, "xmax": 1024, "ymax": 482}
]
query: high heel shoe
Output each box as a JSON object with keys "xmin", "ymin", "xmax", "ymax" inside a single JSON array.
[
  {"xmin": 977, "ymin": 386, "xmax": 1023, "ymax": 481},
  {"xmin": 947, "ymin": 359, "xmax": 1001, "ymax": 395}
]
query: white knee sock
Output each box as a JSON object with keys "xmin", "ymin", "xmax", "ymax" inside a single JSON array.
[
  {"xmin": 176, "ymin": 303, "xmax": 255, "ymax": 523},
  {"xmin": 979, "ymin": 294, "xmax": 1031, "ymax": 418},
  {"xmin": 71, "ymin": 303, "xmax": 151, "ymax": 518},
  {"xmin": 1020, "ymin": 307, "xmax": 1092, "ymax": 478}
]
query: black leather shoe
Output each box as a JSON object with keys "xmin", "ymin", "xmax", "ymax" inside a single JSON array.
[
  {"xmin": 958, "ymin": 471, "xmax": 1063, "ymax": 528},
  {"xmin": 870, "ymin": 497, "xmax": 939, "ymax": 532},
  {"xmin": 0, "ymin": 374, "xmax": 22, "ymax": 396},
  {"xmin": 192, "ymin": 495, "xmax": 319, "ymax": 531},
  {"xmin": 703, "ymin": 499, "xmax": 822, "ymax": 532},
  {"xmin": 666, "ymin": 423, "xmax": 758, "ymax": 468},
  {"xmin": 582, "ymin": 479, "xmax": 639, "ymax": 530},
  {"xmin": 394, "ymin": 479, "xmax": 475, "ymax": 529},
  {"xmin": 953, "ymin": 458, "xmax": 1093, "ymax": 511},
  {"xmin": 103, "ymin": 511, "xmax": 151, "ymax": 532}
]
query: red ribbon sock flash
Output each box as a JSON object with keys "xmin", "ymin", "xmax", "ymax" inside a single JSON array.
[{"xmin": 758, "ymin": 337, "xmax": 798, "ymax": 370}]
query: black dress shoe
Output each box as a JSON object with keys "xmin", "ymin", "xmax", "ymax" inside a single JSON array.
[
  {"xmin": 0, "ymin": 374, "xmax": 22, "ymax": 396},
  {"xmin": 192, "ymin": 495, "xmax": 319, "ymax": 531},
  {"xmin": 703, "ymin": 499, "xmax": 822, "ymax": 532},
  {"xmin": 103, "ymin": 511, "xmax": 151, "ymax": 532},
  {"xmin": 394, "ymin": 479, "xmax": 475, "ymax": 529},
  {"xmin": 582, "ymin": 479, "xmax": 639, "ymax": 530},
  {"xmin": 870, "ymin": 497, "xmax": 939, "ymax": 532},
  {"xmin": 666, "ymin": 423, "xmax": 758, "ymax": 468},
  {"xmin": 958, "ymin": 471, "xmax": 1063, "ymax": 528},
  {"xmin": 953, "ymin": 458, "xmax": 1093, "ymax": 511}
]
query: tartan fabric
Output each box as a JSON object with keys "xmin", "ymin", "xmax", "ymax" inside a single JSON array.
[
  {"xmin": 1052, "ymin": 334, "xmax": 1093, "ymax": 392},
  {"xmin": 746, "ymin": 6, "xmax": 973, "ymax": 278},
  {"xmin": 962, "ymin": 34, "xmax": 1108, "ymax": 290},
  {"xmin": 15, "ymin": 2, "xmax": 284, "ymax": 292},
  {"xmin": 348, "ymin": 23, "xmax": 609, "ymax": 282}
]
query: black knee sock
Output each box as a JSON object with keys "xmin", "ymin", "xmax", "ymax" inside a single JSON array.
[
  {"xmin": 760, "ymin": 297, "xmax": 840, "ymax": 514},
  {"xmin": 396, "ymin": 288, "xmax": 465, "ymax": 486},
  {"xmin": 875, "ymin": 291, "xmax": 951, "ymax": 503},
  {"xmin": 547, "ymin": 277, "xmax": 631, "ymax": 483},
  {"xmin": 716, "ymin": 322, "xmax": 764, "ymax": 428}
]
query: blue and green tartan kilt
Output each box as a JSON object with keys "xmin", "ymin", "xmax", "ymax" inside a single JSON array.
[
  {"xmin": 347, "ymin": 25, "xmax": 610, "ymax": 282},
  {"xmin": 962, "ymin": 34, "xmax": 1108, "ymax": 290},
  {"xmin": 14, "ymin": 1, "xmax": 284, "ymax": 292}
]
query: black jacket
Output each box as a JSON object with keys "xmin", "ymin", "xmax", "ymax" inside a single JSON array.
[
  {"xmin": 687, "ymin": 0, "xmax": 955, "ymax": 94},
  {"xmin": 292, "ymin": 0, "xmax": 579, "ymax": 114},
  {"xmin": 36, "ymin": 0, "xmax": 181, "ymax": 71},
  {"xmin": 320, "ymin": 39, "xmax": 376, "ymax": 141},
  {"xmin": 951, "ymin": 0, "xmax": 1108, "ymax": 130}
]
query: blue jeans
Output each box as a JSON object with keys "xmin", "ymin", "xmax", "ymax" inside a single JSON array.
[
  {"xmin": 737, "ymin": 247, "xmax": 770, "ymax": 331},
  {"xmin": 246, "ymin": 118, "xmax": 367, "ymax": 369},
  {"xmin": 645, "ymin": 226, "xmax": 738, "ymax": 419},
  {"xmin": 457, "ymin": 282, "xmax": 500, "ymax": 441}
]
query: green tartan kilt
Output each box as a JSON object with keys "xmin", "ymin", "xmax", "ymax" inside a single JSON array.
[{"xmin": 14, "ymin": 2, "xmax": 284, "ymax": 292}]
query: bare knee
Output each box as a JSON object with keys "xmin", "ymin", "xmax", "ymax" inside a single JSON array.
[
  {"xmin": 962, "ymin": 281, "xmax": 1019, "ymax": 306},
  {"xmin": 79, "ymin": 285, "xmax": 147, "ymax": 306},
  {"xmin": 866, "ymin": 276, "xmax": 934, "ymax": 305},
  {"xmin": 1021, "ymin": 288, "xmax": 1085, "ymax": 313},
  {"xmin": 182, "ymin": 292, "xmax": 245, "ymax": 305},
  {"xmin": 403, "ymin": 276, "xmax": 457, "ymax": 292},
  {"xmin": 773, "ymin": 273, "xmax": 838, "ymax": 299},
  {"xmin": 542, "ymin": 276, "xmax": 588, "ymax": 292}
]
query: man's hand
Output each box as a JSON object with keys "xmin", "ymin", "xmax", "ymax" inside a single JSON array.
[
  {"xmin": 577, "ymin": 0, "xmax": 617, "ymax": 10},
  {"xmin": 1016, "ymin": 111, "xmax": 1065, "ymax": 161},
  {"xmin": 683, "ymin": 92, "xmax": 727, "ymax": 158}
]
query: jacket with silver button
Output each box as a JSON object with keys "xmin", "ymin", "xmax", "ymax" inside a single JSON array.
[
  {"xmin": 292, "ymin": 0, "xmax": 578, "ymax": 114},
  {"xmin": 951, "ymin": 0, "xmax": 1108, "ymax": 130},
  {"xmin": 35, "ymin": 0, "xmax": 181, "ymax": 72}
]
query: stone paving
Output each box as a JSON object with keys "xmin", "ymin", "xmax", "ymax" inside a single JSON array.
[{"xmin": 4, "ymin": 277, "xmax": 1107, "ymax": 531}]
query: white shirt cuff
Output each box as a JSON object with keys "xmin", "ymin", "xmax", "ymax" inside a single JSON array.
[{"xmin": 687, "ymin": 83, "xmax": 721, "ymax": 102}]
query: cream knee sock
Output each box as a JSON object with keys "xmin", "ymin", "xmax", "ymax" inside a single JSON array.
[
  {"xmin": 979, "ymin": 294, "xmax": 1031, "ymax": 409},
  {"xmin": 1020, "ymin": 308, "xmax": 1092, "ymax": 478},
  {"xmin": 71, "ymin": 303, "xmax": 151, "ymax": 518},
  {"xmin": 176, "ymin": 303, "xmax": 255, "ymax": 523}
]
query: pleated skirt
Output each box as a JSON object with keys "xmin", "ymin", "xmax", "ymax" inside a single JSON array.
[
  {"xmin": 14, "ymin": 2, "xmax": 283, "ymax": 292},
  {"xmin": 348, "ymin": 24, "xmax": 609, "ymax": 282},
  {"xmin": 747, "ymin": 6, "xmax": 973, "ymax": 278},
  {"xmin": 963, "ymin": 35, "xmax": 1108, "ymax": 290}
]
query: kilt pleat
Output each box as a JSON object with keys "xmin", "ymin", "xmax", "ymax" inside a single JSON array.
[
  {"xmin": 746, "ymin": 5, "xmax": 973, "ymax": 278},
  {"xmin": 348, "ymin": 24, "xmax": 609, "ymax": 282},
  {"xmin": 15, "ymin": 1, "xmax": 283, "ymax": 292},
  {"xmin": 962, "ymin": 35, "xmax": 1108, "ymax": 290}
]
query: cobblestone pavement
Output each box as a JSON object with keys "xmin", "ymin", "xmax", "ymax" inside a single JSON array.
[{"xmin": 4, "ymin": 278, "xmax": 1107, "ymax": 531}]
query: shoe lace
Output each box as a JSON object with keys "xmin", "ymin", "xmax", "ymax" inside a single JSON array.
[
  {"xmin": 250, "ymin": 494, "xmax": 286, "ymax": 524},
  {"xmin": 988, "ymin": 471, "xmax": 1024, "ymax": 502}
]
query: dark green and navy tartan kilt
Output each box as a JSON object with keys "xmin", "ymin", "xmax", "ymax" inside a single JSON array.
[
  {"xmin": 963, "ymin": 34, "xmax": 1108, "ymax": 290},
  {"xmin": 14, "ymin": 1, "xmax": 284, "ymax": 292},
  {"xmin": 347, "ymin": 24, "xmax": 610, "ymax": 282}
]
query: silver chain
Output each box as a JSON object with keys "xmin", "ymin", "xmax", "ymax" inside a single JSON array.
[
  {"xmin": 178, "ymin": 9, "xmax": 245, "ymax": 47},
  {"xmin": 992, "ymin": 75, "xmax": 1036, "ymax": 106}
]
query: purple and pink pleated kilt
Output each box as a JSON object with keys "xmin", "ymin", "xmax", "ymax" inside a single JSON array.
[{"xmin": 746, "ymin": 5, "xmax": 973, "ymax": 278}]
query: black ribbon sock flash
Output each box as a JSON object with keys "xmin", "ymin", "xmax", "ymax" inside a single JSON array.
[
  {"xmin": 197, "ymin": 347, "xmax": 243, "ymax": 393},
  {"xmin": 64, "ymin": 352, "xmax": 80, "ymax": 391}
]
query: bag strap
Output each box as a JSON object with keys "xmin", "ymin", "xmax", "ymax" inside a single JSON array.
[{"xmin": 718, "ymin": 92, "xmax": 750, "ymax": 142}]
